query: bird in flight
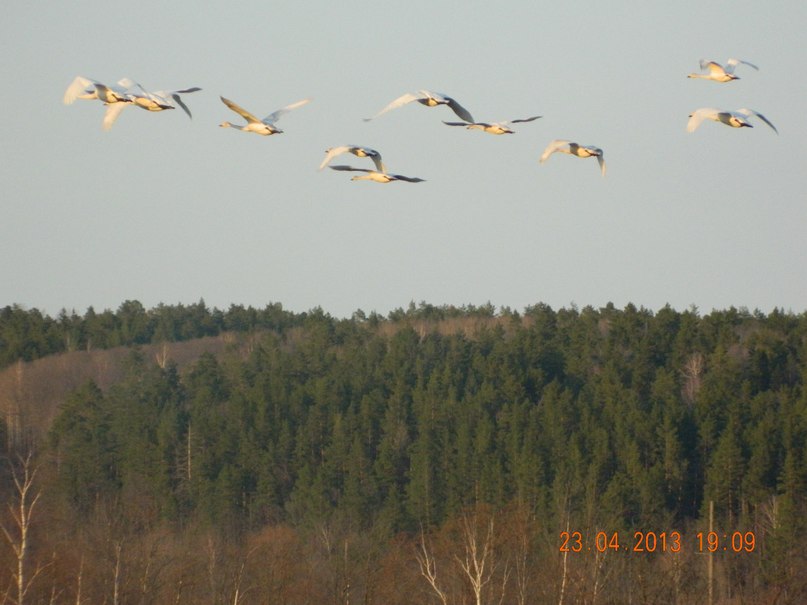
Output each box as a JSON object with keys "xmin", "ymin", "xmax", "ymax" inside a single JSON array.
[
  {"xmin": 364, "ymin": 90, "xmax": 474, "ymax": 123},
  {"xmin": 126, "ymin": 83, "xmax": 202, "ymax": 118},
  {"xmin": 219, "ymin": 96, "xmax": 311, "ymax": 135},
  {"xmin": 328, "ymin": 165, "xmax": 424, "ymax": 183},
  {"xmin": 686, "ymin": 108, "xmax": 777, "ymax": 133},
  {"xmin": 687, "ymin": 59, "xmax": 758, "ymax": 82},
  {"xmin": 539, "ymin": 139, "xmax": 606, "ymax": 176},
  {"xmin": 443, "ymin": 115, "xmax": 541, "ymax": 135},
  {"xmin": 63, "ymin": 76, "xmax": 137, "ymax": 130},
  {"xmin": 319, "ymin": 146, "xmax": 386, "ymax": 172}
]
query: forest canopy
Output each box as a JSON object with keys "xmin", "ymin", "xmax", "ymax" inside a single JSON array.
[{"xmin": 1, "ymin": 300, "xmax": 806, "ymax": 603}]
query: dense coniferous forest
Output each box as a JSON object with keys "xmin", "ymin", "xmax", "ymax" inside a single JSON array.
[{"xmin": 1, "ymin": 300, "xmax": 806, "ymax": 603}]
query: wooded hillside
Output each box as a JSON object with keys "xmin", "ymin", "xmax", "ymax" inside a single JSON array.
[{"xmin": 0, "ymin": 301, "xmax": 805, "ymax": 603}]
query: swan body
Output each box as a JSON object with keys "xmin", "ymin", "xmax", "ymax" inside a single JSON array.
[
  {"xmin": 127, "ymin": 84, "xmax": 202, "ymax": 118},
  {"xmin": 365, "ymin": 90, "xmax": 474, "ymax": 122},
  {"xmin": 443, "ymin": 115, "xmax": 541, "ymax": 135},
  {"xmin": 219, "ymin": 96, "xmax": 311, "ymax": 135},
  {"xmin": 328, "ymin": 165, "xmax": 424, "ymax": 183},
  {"xmin": 539, "ymin": 139, "xmax": 606, "ymax": 176},
  {"xmin": 688, "ymin": 59, "xmax": 758, "ymax": 82},
  {"xmin": 320, "ymin": 146, "xmax": 385, "ymax": 172},
  {"xmin": 687, "ymin": 107, "xmax": 777, "ymax": 133}
]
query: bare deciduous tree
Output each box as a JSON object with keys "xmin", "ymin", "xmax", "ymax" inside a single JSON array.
[
  {"xmin": 415, "ymin": 527, "xmax": 448, "ymax": 605},
  {"xmin": 0, "ymin": 453, "xmax": 46, "ymax": 605},
  {"xmin": 680, "ymin": 352, "xmax": 704, "ymax": 405}
]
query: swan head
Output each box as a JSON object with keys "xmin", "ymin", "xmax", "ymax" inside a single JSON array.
[{"xmin": 219, "ymin": 121, "xmax": 232, "ymax": 128}]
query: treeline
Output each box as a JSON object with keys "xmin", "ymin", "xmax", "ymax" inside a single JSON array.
[
  {"xmin": 0, "ymin": 300, "xmax": 298, "ymax": 367},
  {"xmin": 3, "ymin": 302, "xmax": 807, "ymax": 603},
  {"xmin": 0, "ymin": 299, "xmax": 500, "ymax": 368}
]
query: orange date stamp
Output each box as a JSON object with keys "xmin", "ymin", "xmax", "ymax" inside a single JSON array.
[{"xmin": 559, "ymin": 530, "xmax": 756, "ymax": 554}]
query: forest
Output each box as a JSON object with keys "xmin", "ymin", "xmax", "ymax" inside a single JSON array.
[{"xmin": 0, "ymin": 300, "xmax": 806, "ymax": 604}]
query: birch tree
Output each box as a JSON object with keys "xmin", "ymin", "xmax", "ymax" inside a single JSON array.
[{"xmin": 0, "ymin": 453, "xmax": 45, "ymax": 605}]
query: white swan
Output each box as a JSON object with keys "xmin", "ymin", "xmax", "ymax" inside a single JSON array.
[
  {"xmin": 687, "ymin": 59, "xmax": 758, "ymax": 82},
  {"xmin": 364, "ymin": 90, "xmax": 474, "ymax": 123},
  {"xmin": 63, "ymin": 76, "xmax": 133, "ymax": 104},
  {"xmin": 442, "ymin": 115, "xmax": 541, "ymax": 135},
  {"xmin": 219, "ymin": 96, "xmax": 311, "ymax": 135},
  {"xmin": 328, "ymin": 165, "xmax": 424, "ymax": 183},
  {"xmin": 539, "ymin": 140, "xmax": 606, "ymax": 176},
  {"xmin": 319, "ymin": 146, "xmax": 385, "ymax": 172},
  {"xmin": 127, "ymin": 83, "xmax": 202, "ymax": 118},
  {"xmin": 63, "ymin": 77, "xmax": 137, "ymax": 130},
  {"xmin": 687, "ymin": 108, "xmax": 777, "ymax": 133}
]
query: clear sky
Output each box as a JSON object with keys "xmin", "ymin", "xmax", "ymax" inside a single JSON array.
[{"xmin": 2, "ymin": 1, "xmax": 805, "ymax": 318}]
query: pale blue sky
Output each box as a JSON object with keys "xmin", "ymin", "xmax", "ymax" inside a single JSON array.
[{"xmin": 2, "ymin": 1, "xmax": 805, "ymax": 318}]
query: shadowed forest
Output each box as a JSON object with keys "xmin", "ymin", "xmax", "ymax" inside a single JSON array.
[{"xmin": 0, "ymin": 300, "xmax": 806, "ymax": 604}]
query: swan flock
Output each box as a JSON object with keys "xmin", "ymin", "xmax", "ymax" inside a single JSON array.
[{"xmin": 64, "ymin": 60, "xmax": 777, "ymax": 183}]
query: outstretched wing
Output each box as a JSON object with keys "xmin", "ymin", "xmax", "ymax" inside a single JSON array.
[
  {"xmin": 171, "ymin": 93, "xmax": 194, "ymax": 119},
  {"xmin": 329, "ymin": 165, "xmax": 371, "ymax": 174},
  {"xmin": 737, "ymin": 108, "xmax": 778, "ymax": 134},
  {"xmin": 539, "ymin": 139, "xmax": 571, "ymax": 163},
  {"xmin": 444, "ymin": 96, "xmax": 474, "ymax": 123},
  {"xmin": 510, "ymin": 115, "xmax": 542, "ymax": 124},
  {"xmin": 391, "ymin": 174, "xmax": 425, "ymax": 183},
  {"xmin": 319, "ymin": 146, "xmax": 351, "ymax": 170},
  {"xmin": 102, "ymin": 102, "xmax": 129, "ymax": 131},
  {"xmin": 63, "ymin": 76, "xmax": 95, "ymax": 104},
  {"xmin": 264, "ymin": 98, "xmax": 311, "ymax": 124},
  {"xmin": 596, "ymin": 154, "xmax": 606, "ymax": 176},
  {"xmin": 364, "ymin": 92, "xmax": 423, "ymax": 121},
  {"xmin": 220, "ymin": 97, "xmax": 262, "ymax": 124},
  {"xmin": 686, "ymin": 108, "xmax": 719, "ymax": 132},
  {"xmin": 443, "ymin": 121, "xmax": 473, "ymax": 127},
  {"xmin": 725, "ymin": 58, "xmax": 758, "ymax": 74}
]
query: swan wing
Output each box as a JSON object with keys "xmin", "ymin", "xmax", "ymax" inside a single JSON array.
[
  {"xmin": 64, "ymin": 76, "xmax": 96, "ymax": 104},
  {"xmin": 725, "ymin": 58, "xmax": 758, "ymax": 74},
  {"xmin": 736, "ymin": 108, "xmax": 778, "ymax": 133},
  {"xmin": 173, "ymin": 87, "xmax": 202, "ymax": 95},
  {"xmin": 102, "ymin": 102, "xmax": 129, "ymax": 131},
  {"xmin": 359, "ymin": 148, "xmax": 386, "ymax": 173},
  {"xmin": 687, "ymin": 108, "xmax": 719, "ymax": 132},
  {"xmin": 264, "ymin": 98, "xmax": 311, "ymax": 124},
  {"xmin": 329, "ymin": 165, "xmax": 371, "ymax": 174},
  {"xmin": 539, "ymin": 139, "xmax": 571, "ymax": 163},
  {"xmin": 171, "ymin": 93, "xmax": 194, "ymax": 119},
  {"xmin": 510, "ymin": 115, "xmax": 542, "ymax": 124},
  {"xmin": 319, "ymin": 146, "xmax": 351, "ymax": 170},
  {"xmin": 444, "ymin": 96, "xmax": 474, "ymax": 123},
  {"xmin": 443, "ymin": 121, "xmax": 472, "ymax": 127},
  {"xmin": 364, "ymin": 92, "xmax": 422, "ymax": 120},
  {"xmin": 699, "ymin": 60, "xmax": 727, "ymax": 77},
  {"xmin": 220, "ymin": 97, "xmax": 261, "ymax": 123},
  {"xmin": 391, "ymin": 174, "xmax": 425, "ymax": 183},
  {"xmin": 596, "ymin": 154, "xmax": 606, "ymax": 176}
]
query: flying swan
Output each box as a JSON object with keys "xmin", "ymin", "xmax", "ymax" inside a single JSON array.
[
  {"xmin": 219, "ymin": 96, "xmax": 311, "ymax": 135},
  {"xmin": 539, "ymin": 140, "xmax": 606, "ymax": 176},
  {"xmin": 364, "ymin": 90, "xmax": 474, "ymax": 123},
  {"xmin": 442, "ymin": 115, "xmax": 541, "ymax": 135},
  {"xmin": 328, "ymin": 165, "xmax": 424, "ymax": 183},
  {"xmin": 126, "ymin": 83, "xmax": 202, "ymax": 118},
  {"xmin": 687, "ymin": 59, "xmax": 758, "ymax": 82},
  {"xmin": 686, "ymin": 108, "xmax": 777, "ymax": 133},
  {"xmin": 319, "ymin": 146, "xmax": 386, "ymax": 172},
  {"xmin": 63, "ymin": 76, "xmax": 137, "ymax": 130}
]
